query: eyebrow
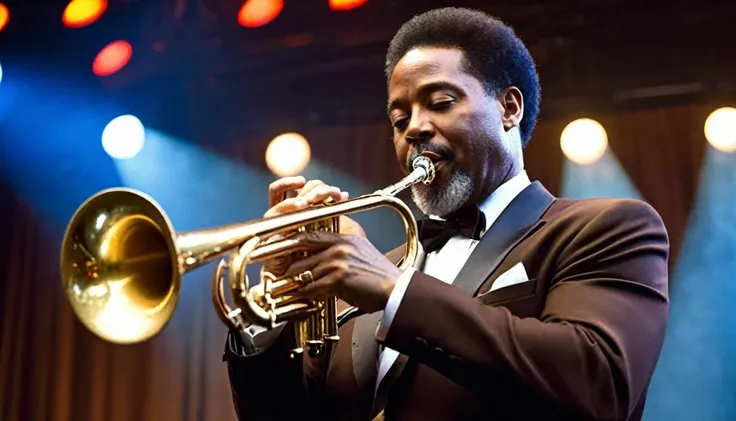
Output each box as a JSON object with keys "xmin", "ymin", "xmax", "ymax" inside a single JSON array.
[{"xmin": 386, "ymin": 80, "xmax": 463, "ymax": 117}]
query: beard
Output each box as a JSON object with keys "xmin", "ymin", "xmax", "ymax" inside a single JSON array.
[{"xmin": 411, "ymin": 166, "xmax": 474, "ymax": 217}]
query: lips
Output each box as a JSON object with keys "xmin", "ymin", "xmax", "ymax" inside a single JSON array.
[
  {"xmin": 414, "ymin": 152, "xmax": 447, "ymax": 177},
  {"xmin": 419, "ymin": 151, "xmax": 443, "ymax": 163}
]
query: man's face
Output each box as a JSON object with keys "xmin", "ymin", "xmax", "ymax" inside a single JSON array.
[{"xmin": 388, "ymin": 47, "xmax": 521, "ymax": 217}]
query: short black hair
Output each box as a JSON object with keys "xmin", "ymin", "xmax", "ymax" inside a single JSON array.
[{"xmin": 385, "ymin": 7, "xmax": 541, "ymax": 147}]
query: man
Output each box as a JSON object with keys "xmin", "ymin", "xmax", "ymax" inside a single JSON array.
[{"xmin": 223, "ymin": 7, "xmax": 669, "ymax": 421}]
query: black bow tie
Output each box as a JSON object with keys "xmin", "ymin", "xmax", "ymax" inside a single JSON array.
[{"xmin": 417, "ymin": 204, "xmax": 486, "ymax": 254}]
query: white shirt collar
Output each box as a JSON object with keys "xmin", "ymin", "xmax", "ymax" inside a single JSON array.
[
  {"xmin": 477, "ymin": 170, "xmax": 531, "ymax": 234},
  {"xmin": 427, "ymin": 170, "xmax": 531, "ymax": 233}
]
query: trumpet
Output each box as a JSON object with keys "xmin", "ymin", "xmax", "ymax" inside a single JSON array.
[{"xmin": 60, "ymin": 156, "xmax": 435, "ymax": 356}]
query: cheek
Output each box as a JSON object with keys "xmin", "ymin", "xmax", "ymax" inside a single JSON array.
[
  {"xmin": 441, "ymin": 109, "xmax": 484, "ymax": 162},
  {"xmin": 464, "ymin": 113, "xmax": 503, "ymax": 171},
  {"xmin": 393, "ymin": 136, "xmax": 410, "ymax": 171}
]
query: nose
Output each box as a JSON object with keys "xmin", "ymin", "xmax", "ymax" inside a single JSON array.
[{"xmin": 405, "ymin": 109, "xmax": 435, "ymax": 144}]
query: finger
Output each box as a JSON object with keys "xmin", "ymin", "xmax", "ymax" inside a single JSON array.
[
  {"xmin": 296, "ymin": 179, "xmax": 326, "ymax": 198},
  {"xmin": 281, "ymin": 247, "xmax": 331, "ymax": 279},
  {"xmin": 269, "ymin": 176, "xmax": 306, "ymax": 207},
  {"xmin": 264, "ymin": 197, "xmax": 310, "ymax": 217},
  {"xmin": 298, "ymin": 271, "xmax": 340, "ymax": 299},
  {"xmin": 301, "ymin": 184, "xmax": 345, "ymax": 206},
  {"xmin": 281, "ymin": 256, "xmax": 342, "ymax": 299},
  {"xmin": 263, "ymin": 187, "xmax": 345, "ymax": 218},
  {"xmin": 294, "ymin": 231, "xmax": 345, "ymax": 253}
]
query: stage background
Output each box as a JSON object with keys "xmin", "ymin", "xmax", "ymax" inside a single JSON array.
[{"xmin": 1, "ymin": 1, "xmax": 735, "ymax": 420}]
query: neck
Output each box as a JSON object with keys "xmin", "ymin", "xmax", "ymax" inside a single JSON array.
[{"xmin": 472, "ymin": 160, "xmax": 524, "ymax": 207}]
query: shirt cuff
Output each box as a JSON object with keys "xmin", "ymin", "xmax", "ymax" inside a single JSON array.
[{"xmin": 375, "ymin": 267, "xmax": 416, "ymax": 342}]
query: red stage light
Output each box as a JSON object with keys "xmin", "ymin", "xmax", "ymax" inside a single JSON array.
[
  {"xmin": 63, "ymin": 0, "xmax": 107, "ymax": 28},
  {"xmin": 0, "ymin": 3, "xmax": 9, "ymax": 32},
  {"xmin": 92, "ymin": 41, "xmax": 133, "ymax": 77},
  {"xmin": 329, "ymin": 0, "xmax": 368, "ymax": 11},
  {"xmin": 238, "ymin": 0, "xmax": 284, "ymax": 28}
]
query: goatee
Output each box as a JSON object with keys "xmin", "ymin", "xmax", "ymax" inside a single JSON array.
[{"xmin": 411, "ymin": 167, "xmax": 474, "ymax": 217}]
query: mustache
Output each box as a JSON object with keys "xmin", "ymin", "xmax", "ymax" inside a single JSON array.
[{"xmin": 407, "ymin": 143, "xmax": 454, "ymax": 169}]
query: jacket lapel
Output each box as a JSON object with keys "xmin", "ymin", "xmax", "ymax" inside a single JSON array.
[
  {"xmin": 351, "ymin": 244, "xmax": 425, "ymax": 404},
  {"xmin": 369, "ymin": 182, "xmax": 555, "ymax": 417},
  {"xmin": 452, "ymin": 181, "xmax": 555, "ymax": 297},
  {"xmin": 358, "ymin": 182, "xmax": 555, "ymax": 416}
]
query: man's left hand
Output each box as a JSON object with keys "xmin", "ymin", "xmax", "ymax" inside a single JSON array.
[{"xmin": 282, "ymin": 232, "xmax": 402, "ymax": 313}]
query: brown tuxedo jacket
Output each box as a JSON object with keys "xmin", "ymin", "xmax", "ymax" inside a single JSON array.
[{"xmin": 223, "ymin": 182, "xmax": 670, "ymax": 421}]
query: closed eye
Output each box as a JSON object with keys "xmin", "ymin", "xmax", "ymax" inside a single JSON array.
[
  {"xmin": 431, "ymin": 100, "xmax": 455, "ymax": 111},
  {"xmin": 392, "ymin": 117, "xmax": 408, "ymax": 131}
]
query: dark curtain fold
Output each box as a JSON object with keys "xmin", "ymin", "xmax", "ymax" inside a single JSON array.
[
  {"xmin": 605, "ymin": 104, "xmax": 709, "ymax": 264},
  {"xmin": 0, "ymin": 103, "xmax": 712, "ymax": 419}
]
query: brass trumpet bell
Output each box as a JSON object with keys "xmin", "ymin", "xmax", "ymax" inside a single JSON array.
[{"xmin": 60, "ymin": 189, "xmax": 180, "ymax": 344}]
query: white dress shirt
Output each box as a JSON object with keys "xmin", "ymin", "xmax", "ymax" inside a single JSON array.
[{"xmin": 373, "ymin": 170, "xmax": 531, "ymax": 391}]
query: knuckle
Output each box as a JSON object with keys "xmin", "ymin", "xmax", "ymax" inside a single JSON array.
[
  {"xmin": 312, "ymin": 185, "xmax": 330, "ymax": 197},
  {"xmin": 303, "ymin": 179, "xmax": 323, "ymax": 191},
  {"xmin": 331, "ymin": 260, "xmax": 349, "ymax": 276},
  {"xmin": 334, "ymin": 244, "xmax": 351, "ymax": 257}
]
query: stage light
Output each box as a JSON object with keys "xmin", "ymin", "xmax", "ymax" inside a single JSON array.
[
  {"xmin": 265, "ymin": 132, "xmax": 311, "ymax": 176},
  {"xmin": 0, "ymin": 3, "xmax": 9, "ymax": 32},
  {"xmin": 0, "ymin": 61, "xmax": 3, "ymax": 86},
  {"xmin": 238, "ymin": 0, "xmax": 283, "ymax": 28},
  {"xmin": 329, "ymin": 0, "xmax": 368, "ymax": 11},
  {"xmin": 704, "ymin": 107, "xmax": 736, "ymax": 153},
  {"xmin": 102, "ymin": 115, "xmax": 145, "ymax": 160},
  {"xmin": 560, "ymin": 118, "xmax": 608, "ymax": 165},
  {"xmin": 63, "ymin": 0, "xmax": 107, "ymax": 28},
  {"xmin": 92, "ymin": 40, "xmax": 132, "ymax": 76}
]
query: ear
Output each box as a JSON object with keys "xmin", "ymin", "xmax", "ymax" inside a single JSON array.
[{"xmin": 500, "ymin": 87, "xmax": 524, "ymax": 131}]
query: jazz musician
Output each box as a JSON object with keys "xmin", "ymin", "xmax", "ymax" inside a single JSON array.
[{"xmin": 223, "ymin": 7, "xmax": 669, "ymax": 421}]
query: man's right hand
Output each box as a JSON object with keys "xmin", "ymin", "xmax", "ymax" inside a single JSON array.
[{"xmin": 262, "ymin": 176, "xmax": 365, "ymax": 275}]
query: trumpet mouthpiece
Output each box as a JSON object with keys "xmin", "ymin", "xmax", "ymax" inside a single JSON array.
[{"xmin": 412, "ymin": 156, "xmax": 436, "ymax": 185}]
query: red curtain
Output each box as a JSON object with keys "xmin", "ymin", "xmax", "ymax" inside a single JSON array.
[{"xmin": 0, "ymin": 102, "xmax": 716, "ymax": 420}]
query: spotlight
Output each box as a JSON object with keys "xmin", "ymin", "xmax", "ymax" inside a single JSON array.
[
  {"xmin": 329, "ymin": 0, "xmax": 368, "ymax": 11},
  {"xmin": 63, "ymin": 0, "xmax": 107, "ymax": 28},
  {"xmin": 93, "ymin": 40, "xmax": 132, "ymax": 77},
  {"xmin": 265, "ymin": 132, "xmax": 311, "ymax": 176},
  {"xmin": 560, "ymin": 118, "xmax": 608, "ymax": 165},
  {"xmin": 238, "ymin": 0, "xmax": 284, "ymax": 28},
  {"xmin": 0, "ymin": 60, "xmax": 3, "ymax": 86},
  {"xmin": 102, "ymin": 115, "xmax": 145, "ymax": 159},
  {"xmin": 0, "ymin": 3, "xmax": 8, "ymax": 32},
  {"xmin": 704, "ymin": 107, "xmax": 736, "ymax": 153}
]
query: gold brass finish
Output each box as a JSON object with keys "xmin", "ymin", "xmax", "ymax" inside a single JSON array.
[{"xmin": 60, "ymin": 156, "xmax": 435, "ymax": 352}]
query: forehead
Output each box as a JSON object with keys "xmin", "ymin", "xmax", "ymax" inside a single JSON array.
[{"xmin": 388, "ymin": 47, "xmax": 473, "ymax": 93}]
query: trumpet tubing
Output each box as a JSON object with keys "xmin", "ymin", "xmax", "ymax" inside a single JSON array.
[{"xmin": 60, "ymin": 156, "xmax": 436, "ymax": 351}]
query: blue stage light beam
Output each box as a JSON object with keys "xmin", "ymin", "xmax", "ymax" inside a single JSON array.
[
  {"xmin": 0, "ymin": 65, "xmax": 123, "ymax": 236},
  {"xmin": 644, "ymin": 146, "xmax": 736, "ymax": 421},
  {"xmin": 559, "ymin": 149, "xmax": 643, "ymax": 200}
]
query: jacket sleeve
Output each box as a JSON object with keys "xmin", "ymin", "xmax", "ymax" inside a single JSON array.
[
  {"xmin": 378, "ymin": 199, "xmax": 670, "ymax": 420},
  {"xmin": 223, "ymin": 324, "xmax": 329, "ymax": 420}
]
